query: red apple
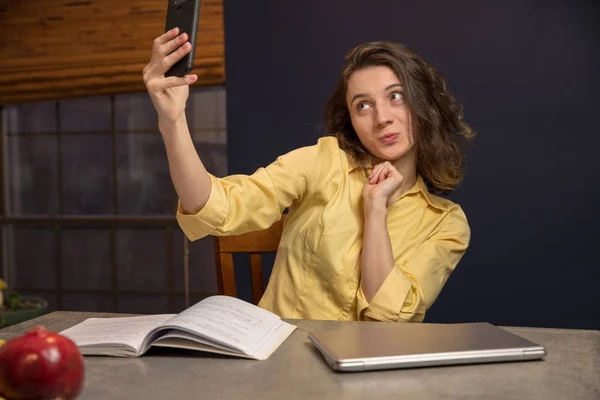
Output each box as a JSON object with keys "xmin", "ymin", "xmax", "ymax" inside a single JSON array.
[{"xmin": 0, "ymin": 326, "xmax": 84, "ymax": 400}]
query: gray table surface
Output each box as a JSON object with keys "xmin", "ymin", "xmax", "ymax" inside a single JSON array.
[{"xmin": 1, "ymin": 312, "xmax": 599, "ymax": 400}]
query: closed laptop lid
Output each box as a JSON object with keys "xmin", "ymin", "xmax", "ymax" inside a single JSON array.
[{"xmin": 308, "ymin": 322, "xmax": 546, "ymax": 371}]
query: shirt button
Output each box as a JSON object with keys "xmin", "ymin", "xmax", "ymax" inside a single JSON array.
[{"xmin": 348, "ymin": 283, "xmax": 355, "ymax": 290}]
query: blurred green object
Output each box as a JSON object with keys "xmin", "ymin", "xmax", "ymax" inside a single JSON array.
[{"xmin": 1, "ymin": 296, "xmax": 49, "ymax": 328}]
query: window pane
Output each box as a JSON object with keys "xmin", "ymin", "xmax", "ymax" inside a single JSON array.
[
  {"xmin": 172, "ymin": 229, "xmax": 218, "ymax": 295},
  {"xmin": 172, "ymin": 294, "xmax": 209, "ymax": 313},
  {"xmin": 117, "ymin": 294, "xmax": 170, "ymax": 314},
  {"xmin": 116, "ymin": 228, "xmax": 168, "ymax": 291},
  {"xmin": 216, "ymin": 88, "xmax": 227, "ymax": 129},
  {"xmin": 61, "ymin": 134, "xmax": 114, "ymax": 214},
  {"xmin": 116, "ymin": 134, "xmax": 174, "ymax": 215},
  {"xmin": 7, "ymin": 136, "xmax": 59, "ymax": 215},
  {"xmin": 59, "ymin": 96, "xmax": 111, "ymax": 132},
  {"xmin": 12, "ymin": 228, "xmax": 57, "ymax": 290},
  {"xmin": 192, "ymin": 128, "xmax": 227, "ymax": 145},
  {"xmin": 62, "ymin": 293, "xmax": 114, "ymax": 312},
  {"xmin": 2, "ymin": 89, "xmax": 229, "ymax": 317},
  {"xmin": 195, "ymin": 141, "xmax": 228, "ymax": 177},
  {"xmin": 3, "ymin": 101, "xmax": 56, "ymax": 134},
  {"xmin": 188, "ymin": 88, "xmax": 224, "ymax": 131},
  {"xmin": 61, "ymin": 228, "xmax": 112, "ymax": 290},
  {"xmin": 114, "ymin": 91, "xmax": 158, "ymax": 132}
]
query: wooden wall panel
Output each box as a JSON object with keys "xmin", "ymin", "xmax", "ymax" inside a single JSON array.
[{"xmin": 0, "ymin": 0, "xmax": 224, "ymax": 105}]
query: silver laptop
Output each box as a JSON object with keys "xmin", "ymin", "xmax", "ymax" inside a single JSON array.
[{"xmin": 307, "ymin": 322, "xmax": 546, "ymax": 372}]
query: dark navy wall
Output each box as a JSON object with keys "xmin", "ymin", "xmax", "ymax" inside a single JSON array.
[{"xmin": 223, "ymin": 0, "xmax": 600, "ymax": 329}]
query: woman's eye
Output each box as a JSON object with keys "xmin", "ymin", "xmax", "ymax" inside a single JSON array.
[
  {"xmin": 391, "ymin": 92, "xmax": 404, "ymax": 102},
  {"xmin": 357, "ymin": 102, "xmax": 370, "ymax": 112}
]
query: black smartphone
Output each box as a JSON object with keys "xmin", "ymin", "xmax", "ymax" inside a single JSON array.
[{"xmin": 164, "ymin": 0, "xmax": 201, "ymax": 77}]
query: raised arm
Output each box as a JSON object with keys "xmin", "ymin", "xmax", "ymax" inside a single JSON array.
[
  {"xmin": 143, "ymin": 28, "xmax": 212, "ymax": 215},
  {"xmin": 175, "ymin": 138, "xmax": 337, "ymax": 241}
]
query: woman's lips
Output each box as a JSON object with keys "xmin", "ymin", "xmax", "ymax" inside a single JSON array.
[{"xmin": 380, "ymin": 133, "xmax": 400, "ymax": 144}]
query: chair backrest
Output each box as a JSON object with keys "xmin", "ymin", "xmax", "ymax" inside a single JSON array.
[{"xmin": 213, "ymin": 214, "xmax": 286, "ymax": 305}]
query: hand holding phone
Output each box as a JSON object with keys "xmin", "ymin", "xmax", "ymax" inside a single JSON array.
[
  {"xmin": 142, "ymin": 0, "xmax": 201, "ymax": 125},
  {"xmin": 143, "ymin": 27, "xmax": 198, "ymax": 125},
  {"xmin": 164, "ymin": 0, "xmax": 201, "ymax": 77}
]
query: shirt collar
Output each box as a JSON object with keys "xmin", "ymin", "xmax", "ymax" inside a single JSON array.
[
  {"xmin": 348, "ymin": 160, "xmax": 450, "ymax": 212},
  {"xmin": 408, "ymin": 176, "xmax": 449, "ymax": 211}
]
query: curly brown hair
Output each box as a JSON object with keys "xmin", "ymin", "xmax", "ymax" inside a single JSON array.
[{"xmin": 323, "ymin": 41, "xmax": 475, "ymax": 194}]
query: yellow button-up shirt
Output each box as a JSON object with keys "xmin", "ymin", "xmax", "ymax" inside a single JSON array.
[{"xmin": 177, "ymin": 137, "xmax": 470, "ymax": 322}]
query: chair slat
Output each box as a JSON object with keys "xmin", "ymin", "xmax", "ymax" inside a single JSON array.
[
  {"xmin": 214, "ymin": 251, "xmax": 225, "ymax": 294},
  {"xmin": 220, "ymin": 253, "xmax": 237, "ymax": 297},
  {"xmin": 213, "ymin": 214, "xmax": 286, "ymax": 304},
  {"xmin": 249, "ymin": 253, "xmax": 264, "ymax": 305}
]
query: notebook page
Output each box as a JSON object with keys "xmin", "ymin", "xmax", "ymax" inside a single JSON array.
[
  {"xmin": 249, "ymin": 320, "xmax": 297, "ymax": 360},
  {"xmin": 159, "ymin": 296, "xmax": 282, "ymax": 354},
  {"xmin": 151, "ymin": 329, "xmax": 240, "ymax": 353},
  {"xmin": 60, "ymin": 314, "xmax": 176, "ymax": 355}
]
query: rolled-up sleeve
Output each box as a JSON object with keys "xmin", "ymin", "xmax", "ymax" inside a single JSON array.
[
  {"xmin": 357, "ymin": 205, "xmax": 471, "ymax": 322},
  {"xmin": 176, "ymin": 158, "xmax": 301, "ymax": 241}
]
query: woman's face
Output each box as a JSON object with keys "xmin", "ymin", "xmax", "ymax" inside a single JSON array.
[{"xmin": 346, "ymin": 65, "xmax": 416, "ymax": 165}]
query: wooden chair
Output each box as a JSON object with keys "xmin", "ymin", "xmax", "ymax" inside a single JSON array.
[{"xmin": 213, "ymin": 214, "xmax": 287, "ymax": 305}]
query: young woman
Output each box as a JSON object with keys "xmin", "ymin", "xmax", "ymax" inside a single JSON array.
[{"xmin": 143, "ymin": 29, "xmax": 475, "ymax": 322}]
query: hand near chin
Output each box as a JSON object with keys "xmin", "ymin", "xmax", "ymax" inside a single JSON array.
[{"xmin": 362, "ymin": 161, "xmax": 404, "ymax": 212}]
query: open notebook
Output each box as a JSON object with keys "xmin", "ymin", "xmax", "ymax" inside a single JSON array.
[{"xmin": 60, "ymin": 295, "xmax": 296, "ymax": 360}]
